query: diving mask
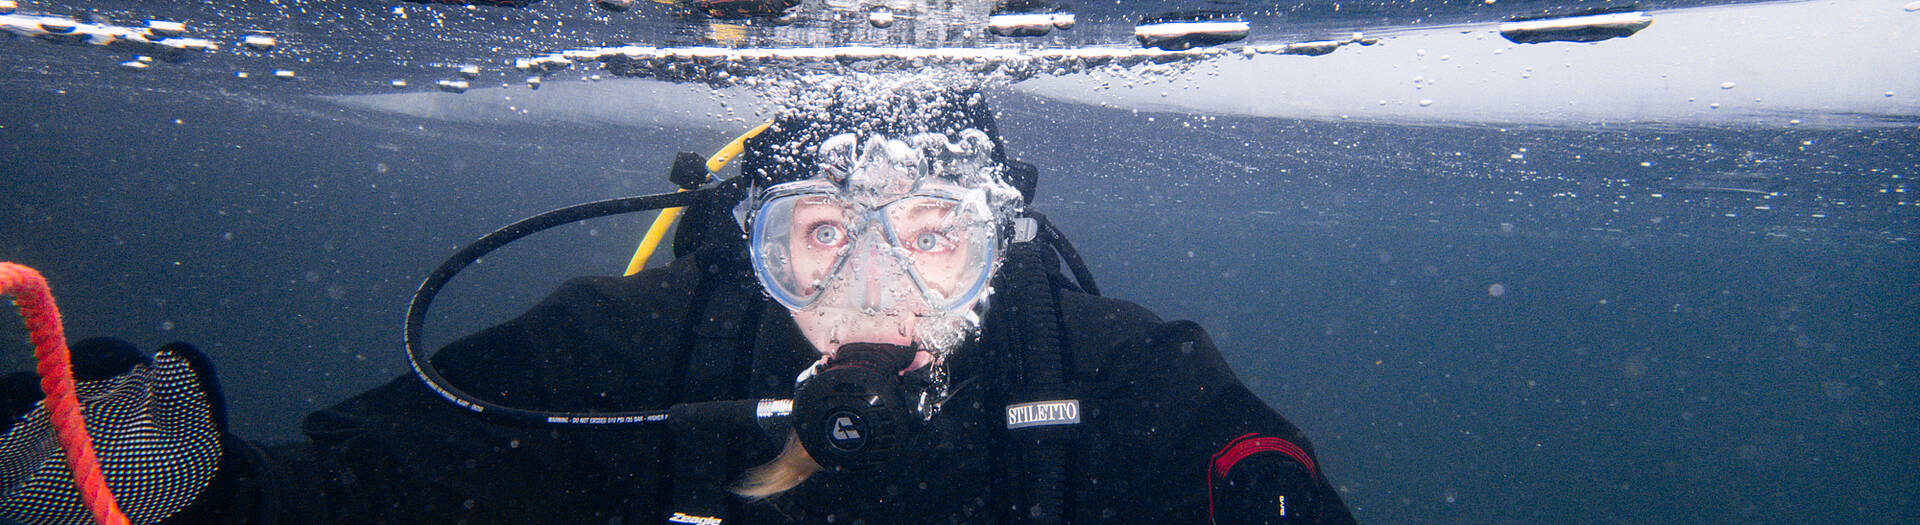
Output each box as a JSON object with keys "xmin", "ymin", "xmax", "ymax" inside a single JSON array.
[{"xmin": 745, "ymin": 130, "xmax": 1021, "ymax": 334}]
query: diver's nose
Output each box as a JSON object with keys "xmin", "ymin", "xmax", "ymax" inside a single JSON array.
[
  {"xmin": 848, "ymin": 239, "xmax": 891, "ymax": 312},
  {"xmin": 860, "ymin": 270, "xmax": 885, "ymax": 311}
]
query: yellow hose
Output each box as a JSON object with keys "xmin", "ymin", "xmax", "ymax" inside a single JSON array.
[
  {"xmin": 623, "ymin": 120, "xmax": 774, "ymax": 276},
  {"xmin": 705, "ymin": 120, "xmax": 772, "ymax": 172}
]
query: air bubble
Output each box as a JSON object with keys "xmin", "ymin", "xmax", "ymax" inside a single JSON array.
[
  {"xmin": 868, "ymin": 8, "xmax": 895, "ymax": 29},
  {"xmin": 242, "ymin": 34, "xmax": 276, "ymax": 50},
  {"xmin": 145, "ymin": 20, "xmax": 186, "ymax": 37},
  {"xmin": 39, "ymin": 19, "xmax": 77, "ymax": 34}
]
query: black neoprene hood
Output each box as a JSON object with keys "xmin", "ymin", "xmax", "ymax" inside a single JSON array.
[{"xmin": 738, "ymin": 88, "xmax": 1025, "ymax": 194}]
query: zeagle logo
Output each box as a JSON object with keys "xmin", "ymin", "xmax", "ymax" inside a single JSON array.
[
  {"xmin": 668, "ymin": 512, "xmax": 722, "ymax": 525},
  {"xmin": 1006, "ymin": 400, "xmax": 1081, "ymax": 429}
]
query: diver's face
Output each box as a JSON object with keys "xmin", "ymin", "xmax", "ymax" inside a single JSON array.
[{"xmin": 784, "ymin": 193, "xmax": 984, "ymax": 358}]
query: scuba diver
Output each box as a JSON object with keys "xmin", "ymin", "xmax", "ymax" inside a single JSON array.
[{"xmin": 0, "ymin": 82, "xmax": 1354, "ymax": 524}]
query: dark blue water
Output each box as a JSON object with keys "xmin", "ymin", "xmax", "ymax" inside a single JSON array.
[
  {"xmin": 3, "ymin": 81, "xmax": 1914, "ymax": 524},
  {"xmin": 1019, "ymin": 101, "xmax": 1920, "ymax": 523}
]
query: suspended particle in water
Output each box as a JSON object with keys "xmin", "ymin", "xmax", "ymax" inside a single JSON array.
[
  {"xmin": 1820, "ymin": 379, "xmax": 1855, "ymax": 400},
  {"xmin": 1487, "ymin": 283, "xmax": 1507, "ymax": 297}
]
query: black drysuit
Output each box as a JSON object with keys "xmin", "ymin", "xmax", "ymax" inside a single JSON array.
[{"xmin": 164, "ymin": 251, "xmax": 1355, "ymax": 524}]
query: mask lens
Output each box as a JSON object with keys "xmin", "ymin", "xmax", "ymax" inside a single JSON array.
[
  {"xmin": 884, "ymin": 196, "xmax": 995, "ymax": 311},
  {"xmin": 751, "ymin": 190, "xmax": 855, "ymax": 310}
]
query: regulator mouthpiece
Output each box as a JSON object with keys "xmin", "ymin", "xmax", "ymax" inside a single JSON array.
[{"xmin": 792, "ymin": 343, "xmax": 929, "ymax": 471}]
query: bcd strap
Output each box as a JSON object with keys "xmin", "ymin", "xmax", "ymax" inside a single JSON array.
[
  {"xmin": 666, "ymin": 418, "xmax": 731, "ymax": 525},
  {"xmin": 1001, "ymin": 232, "xmax": 1079, "ymax": 525},
  {"xmin": 664, "ymin": 278, "xmax": 762, "ymax": 524},
  {"xmin": 1005, "ymin": 391, "xmax": 1077, "ymax": 525}
]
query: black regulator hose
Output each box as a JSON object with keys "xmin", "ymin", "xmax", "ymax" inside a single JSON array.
[
  {"xmin": 1033, "ymin": 212, "xmax": 1099, "ymax": 297},
  {"xmin": 404, "ymin": 191, "xmax": 713, "ymax": 427},
  {"xmin": 401, "ymin": 189, "xmax": 928, "ymax": 473},
  {"xmin": 403, "ymin": 187, "xmax": 1099, "ymax": 483}
]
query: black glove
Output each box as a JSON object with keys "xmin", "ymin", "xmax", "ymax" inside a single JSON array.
[{"xmin": 0, "ymin": 338, "xmax": 227, "ymax": 525}]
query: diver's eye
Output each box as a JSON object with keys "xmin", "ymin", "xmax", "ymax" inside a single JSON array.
[
  {"xmin": 911, "ymin": 231, "xmax": 953, "ymax": 253},
  {"xmin": 811, "ymin": 223, "xmax": 847, "ymax": 247}
]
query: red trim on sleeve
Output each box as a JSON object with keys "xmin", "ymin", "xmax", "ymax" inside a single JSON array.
[
  {"xmin": 1211, "ymin": 433, "xmax": 1317, "ymax": 480},
  {"xmin": 1207, "ymin": 433, "xmax": 1318, "ymax": 524}
]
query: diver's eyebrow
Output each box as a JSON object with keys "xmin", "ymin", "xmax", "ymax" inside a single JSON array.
[
  {"xmin": 892, "ymin": 200, "xmax": 956, "ymax": 220},
  {"xmin": 791, "ymin": 200, "xmax": 851, "ymax": 220}
]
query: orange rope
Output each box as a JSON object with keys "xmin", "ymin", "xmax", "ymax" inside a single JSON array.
[{"xmin": 0, "ymin": 262, "xmax": 129, "ymax": 525}]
